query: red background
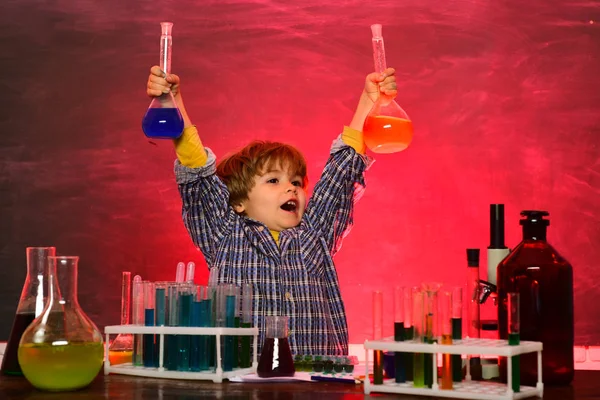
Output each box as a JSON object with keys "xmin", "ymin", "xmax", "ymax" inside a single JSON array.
[{"xmin": 1, "ymin": 0, "xmax": 599, "ymax": 345}]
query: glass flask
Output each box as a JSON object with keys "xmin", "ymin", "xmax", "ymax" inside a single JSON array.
[
  {"xmin": 1, "ymin": 247, "xmax": 56, "ymax": 376},
  {"xmin": 141, "ymin": 21, "xmax": 184, "ymax": 139},
  {"xmin": 18, "ymin": 256, "xmax": 104, "ymax": 391},
  {"xmin": 497, "ymin": 210, "xmax": 574, "ymax": 386},
  {"xmin": 256, "ymin": 316, "xmax": 295, "ymax": 378},
  {"xmin": 108, "ymin": 271, "xmax": 133, "ymax": 365},
  {"xmin": 363, "ymin": 24, "xmax": 413, "ymax": 154}
]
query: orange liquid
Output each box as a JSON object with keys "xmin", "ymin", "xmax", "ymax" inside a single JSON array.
[
  {"xmin": 108, "ymin": 350, "xmax": 133, "ymax": 365},
  {"xmin": 441, "ymin": 334, "xmax": 453, "ymax": 390},
  {"xmin": 363, "ymin": 115, "xmax": 413, "ymax": 154}
]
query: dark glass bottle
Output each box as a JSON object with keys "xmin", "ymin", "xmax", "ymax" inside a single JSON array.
[{"xmin": 497, "ymin": 210, "xmax": 573, "ymax": 386}]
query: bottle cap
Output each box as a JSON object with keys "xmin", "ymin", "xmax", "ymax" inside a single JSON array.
[
  {"xmin": 466, "ymin": 248, "xmax": 480, "ymax": 267},
  {"xmin": 489, "ymin": 204, "xmax": 506, "ymax": 248}
]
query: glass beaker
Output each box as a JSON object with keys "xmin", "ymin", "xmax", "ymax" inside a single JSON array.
[
  {"xmin": 108, "ymin": 271, "xmax": 133, "ymax": 365},
  {"xmin": 18, "ymin": 256, "xmax": 104, "ymax": 391},
  {"xmin": 257, "ymin": 316, "xmax": 295, "ymax": 378},
  {"xmin": 363, "ymin": 24, "xmax": 413, "ymax": 154},
  {"xmin": 141, "ymin": 21, "xmax": 184, "ymax": 139},
  {"xmin": 1, "ymin": 247, "xmax": 56, "ymax": 376}
]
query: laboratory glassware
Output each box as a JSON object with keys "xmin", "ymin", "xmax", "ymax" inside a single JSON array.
[
  {"xmin": 393, "ymin": 286, "xmax": 405, "ymax": 383},
  {"xmin": 1, "ymin": 247, "xmax": 55, "ymax": 376},
  {"xmin": 131, "ymin": 275, "xmax": 144, "ymax": 366},
  {"xmin": 451, "ymin": 287, "xmax": 463, "ymax": 382},
  {"xmin": 466, "ymin": 248, "xmax": 482, "ymax": 380},
  {"xmin": 363, "ymin": 24, "xmax": 413, "ymax": 154},
  {"xmin": 372, "ymin": 291, "xmax": 384, "ymax": 384},
  {"xmin": 412, "ymin": 289, "xmax": 425, "ymax": 388},
  {"xmin": 508, "ymin": 293, "xmax": 520, "ymax": 393},
  {"xmin": 141, "ymin": 22, "xmax": 184, "ymax": 139},
  {"xmin": 422, "ymin": 282, "xmax": 441, "ymax": 388},
  {"xmin": 240, "ymin": 283, "xmax": 253, "ymax": 368},
  {"xmin": 257, "ymin": 316, "xmax": 295, "ymax": 378},
  {"xmin": 403, "ymin": 286, "xmax": 415, "ymax": 381},
  {"xmin": 498, "ymin": 210, "xmax": 573, "ymax": 385},
  {"xmin": 440, "ymin": 291, "xmax": 453, "ymax": 390},
  {"xmin": 18, "ymin": 256, "xmax": 103, "ymax": 391},
  {"xmin": 108, "ymin": 271, "xmax": 133, "ymax": 365}
]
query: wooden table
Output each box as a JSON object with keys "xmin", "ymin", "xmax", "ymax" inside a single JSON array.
[{"xmin": 1, "ymin": 370, "xmax": 598, "ymax": 399}]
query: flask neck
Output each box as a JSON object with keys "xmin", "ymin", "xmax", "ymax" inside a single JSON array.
[
  {"xmin": 20, "ymin": 247, "xmax": 56, "ymax": 315},
  {"xmin": 48, "ymin": 256, "xmax": 81, "ymax": 308},
  {"xmin": 522, "ymin": 225, "xmax": 547, "ymax": 241}
]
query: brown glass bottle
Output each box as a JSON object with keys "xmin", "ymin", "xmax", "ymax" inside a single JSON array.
[{"xmin": 497, "ymin": 210, "xmax": 573, "ymax": 386}]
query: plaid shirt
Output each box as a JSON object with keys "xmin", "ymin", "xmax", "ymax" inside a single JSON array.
[{"xmin": 175, "ymin": 137, "xmax": 370, "ymax": 355}]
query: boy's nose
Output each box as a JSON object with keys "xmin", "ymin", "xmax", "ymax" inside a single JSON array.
[{"xmin": 286, "ymin": 186, "xmax": 297, "ymax": 194}]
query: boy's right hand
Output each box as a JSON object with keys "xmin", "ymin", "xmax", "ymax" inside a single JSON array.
[{"xmin": 146, "ymin": 65, "xmax": 181, "ymax": 99}]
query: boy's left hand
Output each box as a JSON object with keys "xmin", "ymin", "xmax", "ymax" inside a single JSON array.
[{"xmin": 364, "ymin": 67, "xmax": 397, "ymax": 103}]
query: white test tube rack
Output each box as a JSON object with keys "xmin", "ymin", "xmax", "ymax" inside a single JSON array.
[
  {"xmin": 364, "ymin": 337, "xmax": 543, "ymax": 399},
  {"xmin": 104, "ymin": 325, "xmax": 259, "ymax": 383}
]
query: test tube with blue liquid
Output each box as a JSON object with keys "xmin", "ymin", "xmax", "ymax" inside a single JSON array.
[
  {"xmin": 143, "ymin": 281, "xmax": 157, "ymax": 367},
  {"xmin": 199, "ymin": 285, "xmax": 212, "ymax": 371},
  {"xmin": 177, "ymin": 283, "xmax": 194, "ymax": 371},
  {"xmin": 132, "ymin": 276, "xmax": 144, "ymax": 366},
  {"xmin": 225, "ymin": 284, "xmax": 238, "ymax": 371},
  {"xmin": 189, "ymin": 285, "xmax": 204, "ymax": 372},
  {"xmin": 240, "ymin": 283, "xmax": 253, "ymax": 368}
]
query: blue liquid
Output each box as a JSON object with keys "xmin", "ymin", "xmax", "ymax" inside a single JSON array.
[
  {"xmin": 142, "ymin": 107, "xmax": 184, "ymax": 139},
  {"xmin": 223, "ymin": 295, "xmax": 236, "ymax": 371},
  {"xmin": 177, "ymin": 293, "xmax": 193, "ymax": 371},
  {"xmin": 143, "ymin": 309, "xmax": 156, "ymax": 367},
  {"xmin": 190, "ymin": 301, "xmax": 202, "ymax": 372}
]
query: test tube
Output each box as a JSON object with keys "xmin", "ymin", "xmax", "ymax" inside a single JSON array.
[
  {"xmin": 108, "ymin": 271, "xmax": 133, "ymax": 365},
  {"xmin": 155, "ymin": 283, "xmax": 167, "ymax": 368},
  {"xmin": 207, "ymin": 268, "xmax": 219, "ymax": 368},
  {"xmin": 165, "ymin": 283, "xmax": 179, "ymax": 370},
  {"xmin": 143, "ymin": 281, "xmax": 156, "ymax": 368},
  {"xmin": 240, "ymin": 283, "xmax": 253, "ymax": 368},
  {"xmin": 440, "ymin": 291, "xmax": 453, "ymax": 390},
  {"xmin": 199, "ymin": 285, "xmax": 211, "ymax": 371},
  {"xmin": 372, "ymin": 291, "xmax": 384, "ymax": 385},
  {"xmin": 393, "ymin": 286, "xmax": 406, "ymax": 383},
  {"xmin": 175, "ymin": 262, "xmax": 185, "ymax": 283},
  {"xmin": 131, "ymin": 275, "xmax": 144, "ymax": 366},
  {"xmin": 186, "ymin": 261, "xmax": 195, "ymax": 283},
  {"xmin": 412, "ymin": 288, "xmax": 425, "ymax": 388},
  {"xmin": 223, "ymin": 284, "xmax": 237, "ymax": 371},
  {"xmin": 177, "ymin": 283, "xmax": 194, "ymax": 371},
  {"xmin": 404, "ymin": 287, "xmax": 415, "ymax": 381},
  {"xmin": 189, "ymin": 285, "xmax": 204, "ymax": 372},
  {"xmin": 466, "ymin": 249, "xmax": 482, "ymax": 379},
  {"xmin": 508, "ymin": 293, "xmax": 520, "ymax": 393},
  {"xmin": 422, "ymin": 283, "xmax": 439, "ymax": 388},
  {"xmin": 451, "ymin": 287, "xmax": 463, "ymax": 382}
]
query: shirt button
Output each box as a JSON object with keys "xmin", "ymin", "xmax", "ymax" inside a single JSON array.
[
  {"xmin": 258, "ymin": 226, "xmax": 265, "ymax": 232},
  {"xmin": 285, "ymin": 292, "xmax": 291, "ymax": 300}
]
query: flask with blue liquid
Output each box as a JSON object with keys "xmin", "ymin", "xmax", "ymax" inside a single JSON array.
[{"xmin": 142, "ymin": 22, "xmax": 184, "ymax": 139}]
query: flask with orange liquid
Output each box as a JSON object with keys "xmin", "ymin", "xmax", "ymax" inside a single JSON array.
[{"xmin": 363, "ymin": 24, "xmax": 413, "ymax": 153}]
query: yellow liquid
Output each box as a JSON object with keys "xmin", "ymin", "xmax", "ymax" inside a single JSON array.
[
  {"xmin": 441, "ymin": 334, "xmax": 453, "ymax": 390},
  {"xmin": 18, "ymin": 342, "xmax": 104, "ymax": 391},
  {"xmin": 109, "ymin": 349, "xmax": 133, "ymax": 365}
]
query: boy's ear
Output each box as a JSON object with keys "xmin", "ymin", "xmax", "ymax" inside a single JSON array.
[{"xmin": 233, "ymin": 202, "xmax": 245, "ymax": 214}]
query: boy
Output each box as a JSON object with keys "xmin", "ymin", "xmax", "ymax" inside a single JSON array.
[{"xmin": 145, "ymin": 66, "xmax": 398, "ymax": 355}]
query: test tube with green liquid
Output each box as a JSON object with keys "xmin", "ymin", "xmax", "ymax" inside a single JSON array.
[
  {"xmin": 451, "ymin": 287, "xmax": 463, "ymax": 382},
  {"xmin": 393, "ymin": 286, "xmax": 406, "ymax": 383},
  {"xmin": 240, "ymin": 283, "xmax": 253, "ymax": 368},
  {"xmin": 508, "ymin": 293, "xmax": 520, "ymax": 393},
  {"xmin": 372, "ymin": 291, "xmax": 384, "ymax": 385},
  {"xmin": 412, "ymin": 289, "xmax": 425, "ymax": 388}
]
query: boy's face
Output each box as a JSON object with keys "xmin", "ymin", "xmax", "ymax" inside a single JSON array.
[{"xmin": 234, "ymin": 164, "xmax": 307, "ymax": 232}]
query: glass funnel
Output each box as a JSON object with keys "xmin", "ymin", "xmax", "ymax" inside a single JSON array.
[
  {"xmin": 1, "ymin": 247, "xmax": 56, "ymax": 376},
  {"xmin": 363, "ymin": 24, "xmax": 413, "ymax": 154},
  {"xmin": 18, "ymin": 256, "xmax": 104, "ymax": 391},
  {"xmin": 141, "ymin": 21, "xmax": 184, "ymax": 139}
]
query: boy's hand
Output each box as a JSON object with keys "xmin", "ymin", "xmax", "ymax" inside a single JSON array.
[
  {"xmin": 364, "ymin": 67, "xmax": 397, "ymax": 104},
  {"xmin": 146, "ymin": 65, "xmax": 181, "ymax": 99}
]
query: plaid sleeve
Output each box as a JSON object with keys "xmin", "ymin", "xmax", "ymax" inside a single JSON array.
[
  {"xmin": 175, "ymin": 147, "xmax": 236, "ymax": 266},
  {"xmin": 303, "ymin": 137, "xmax": 372, "ymax": 256}
]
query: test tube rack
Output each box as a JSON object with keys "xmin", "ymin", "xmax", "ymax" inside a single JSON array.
[
  {"xmin": 364, "ymin": 337, "xmax": 543, "ymax": 399},
  {"xmin": 104, "ymin": 325, "xmax": 259, "ymax": 383}
]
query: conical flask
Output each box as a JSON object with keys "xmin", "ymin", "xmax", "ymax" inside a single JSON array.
[
  {"xmin": 141, "ymin": 21, "xmax": 184, "ymax": 139},
  {"xmin": 1, "ymin": 247, "xmax": 56, "ymax": 376},
  {"xmin": 18, "ymin": 256, "xmax": 104, "ymax": 391},
  {"xmin": 363, "ymin": 24, "xmax": 414, "ymax": 154},
  {"xmin": 256, "ymin": 316, "xmax": 295, "ymax": 378}
]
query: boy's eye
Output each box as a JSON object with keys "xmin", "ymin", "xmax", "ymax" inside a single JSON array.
[
  {"xmin": 292, "ymin": 180, "xmax": 302, "ymax": 187},
  {"xmin": 267, "ymin": 178, "xmax": 279, "ymax": 184}
]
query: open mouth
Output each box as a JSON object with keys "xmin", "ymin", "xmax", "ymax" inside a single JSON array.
[{"xmin": 280, "ymin": 200, "xmax": 298, "ymax": 213}]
